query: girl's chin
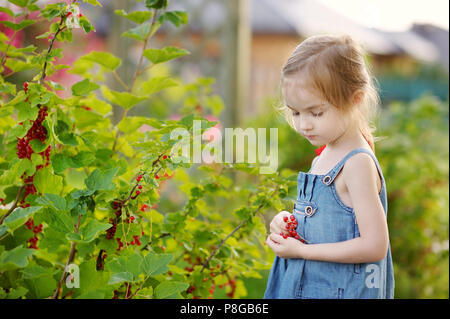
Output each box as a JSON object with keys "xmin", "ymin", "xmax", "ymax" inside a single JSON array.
[{"xmin": 308, "ymin": 139, "xmax": 322, "ymax": 146}]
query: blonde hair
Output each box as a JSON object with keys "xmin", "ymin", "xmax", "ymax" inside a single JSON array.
[{"xmin": 279, "ymin": 34, "xmax": 380, "ymax": 153}]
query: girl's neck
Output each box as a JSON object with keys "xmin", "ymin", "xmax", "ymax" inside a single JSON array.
[{"xmin": 325, "ymin": 125, "xmax": 368, "ymax": 154}]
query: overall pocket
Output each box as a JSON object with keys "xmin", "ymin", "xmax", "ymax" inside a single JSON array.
[{"xmin": 298, "ymin": 283, "xmax": 344, "ymax": 299}]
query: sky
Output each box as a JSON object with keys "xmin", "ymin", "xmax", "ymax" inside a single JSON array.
[{"xmin": 316, "ymin": 0, "xmax": 449, "ymax": 31}]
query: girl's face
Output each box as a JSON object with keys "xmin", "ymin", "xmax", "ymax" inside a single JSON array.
[{"xmin": 283, "ymin": 78, "xmax": 353, "ymax": 147}]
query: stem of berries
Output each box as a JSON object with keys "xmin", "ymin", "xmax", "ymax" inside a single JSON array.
[
  {"xmin": 25, "ymin": 218, "xmax": 43, "ymax": 249},
  {"xmin": 281, "ymin": 214, "xmax": 308, "ymax": 243}
]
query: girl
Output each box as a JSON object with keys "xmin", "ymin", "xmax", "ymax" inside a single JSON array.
[{"xmin": 263, "ymin": 34, "xmax": 395, "ymax": 299}]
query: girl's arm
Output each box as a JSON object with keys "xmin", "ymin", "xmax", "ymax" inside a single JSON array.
[
  {"xmin": 304, "ymin": 153, "xmax": 389, "ymax": 263},
  {"xmin": 267, "ymin": 153, "xmax": 389, "ymax": 263}
]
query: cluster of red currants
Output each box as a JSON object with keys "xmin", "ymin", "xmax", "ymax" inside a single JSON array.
[
  {"xmin": 25, "ymin": 218, "xmax": 43, "ymax": 249},
  {"xmin": 225, "ymin": 278, "xmax": 237, "ymax": 298},
  {"xmin": 280, "ymin": 215, "xmax": 307, "ymax": 243},
  {"xmin": 17, "ymin": 106, "xmax": 49, "ymax": 160},
  {"xmin": 106, "ymin": 217, "xmax": 117, "ymax": 240},
  {"xmin": 115, "ymin": 231, "xmax": 145, "ymax": 251},
  {"xmin": 281, "ymin": 215, "xmax": 300, "ymax": 241},
  {"xmin": 134, "ymin": 174, "xmax": 144, "ymax": 196},
  {"xmin": 16, "ymin": 103, "xmax": 51, "ymax": 208},
  {"xmin": 106, "ymin": 201, "xmax": 122, "ymax": 240}
]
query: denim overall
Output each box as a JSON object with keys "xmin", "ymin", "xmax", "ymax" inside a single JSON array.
[{"xmin": 264, "ymin": 148, "xmax": 395, "ymax": 299}]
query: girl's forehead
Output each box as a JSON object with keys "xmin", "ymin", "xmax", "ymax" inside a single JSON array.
[{"xmin": 282, "ymin": 78, "xmax": 322, "ymax": 105}]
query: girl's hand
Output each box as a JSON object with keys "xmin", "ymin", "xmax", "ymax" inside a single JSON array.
[
  {"xmin": 269, "ymin": 211, "xmax": 292, "ymax": 236},
  {"xmin": 265, "ymin": 233, "xmax": 307, "ymax": 259}
]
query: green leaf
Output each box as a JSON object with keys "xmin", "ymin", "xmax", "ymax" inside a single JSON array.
[
  {"xmin": 158, "ymin": 11, "xmax": 188, "ymax": 27},
  {"xmin": 106, "ymin": 252, "xmax": 144, "ymax": 284},
  {"xmin": 21, "ymin": 265, "xmax": 56, "ymax": 279},
  {"xmin": 34, "ymin": 167, "xmax": 63, "ymax": 195},
  {"xmin": 7, "ymin": 0, "xmax": 28, "ymax": 7},
  {"xmin": 83, "ymin": 0, "xmax": 102, "ymax": 6},
  {"xmin": 0, "ymin": 20, "xmax": 35, "ymax": 31},
  {"xmin": 101, "ymin": 86, "xmax": 147, "ymax": 110},
  {"xmin": 0, "ymin": 226, "xmax": 7, "ymax": 238},
  {"xmin": 154, "ymin": 281, "xmax": 189, "ymax": 299},
  {"xmin": 0, "ymin": 7, "xmax": 15, "ymax": 17},
  {"xmin": 5, "ymin": 58, "xmax": 37, "ymax": 73},
  {"xmin": 80, "ymin": 219, "xmax": 111, "ymax": 242},
  {"xmin": 68, "ymin": 151, "xmax": 96, "ymax": 168},
  {"xmin": 5, "ymin": 287, "xmax": 28, "ymax": 299},
  {"xmin": 145, "ymin": 0, "xmax": 167, "ymax": 9},
  {"xmin": 143, "ymin": 47, "xmax": 189, "ymax": 65},
  {"xmin": 80, "ymin": 51, "xmax": 121, "ymax": 71},
  {"xmin": 85, "ymin": 167, "xmax": 120, "ymax": 191},
  {"xmin": 35, "ymin": 193, "xmax": 66, "ymax": 211},
  {"xmin": 41, "ymin": 207, "xmax": 74, "ymax": 234},
  {"xmin": 40, "ymin": 3, "xmax": 65, "ymax": 20},
  {"xmin": 205, "ymin": 94, "xmax": 225, "ymax": 116},
  {"xmin": 108, "ymin": 272, "xmax": 133, "ymax": 285},
  {"xmin": 79, "ymin": 16, "xmax": 95, "ymax": 33},
  {"xmin": 15, "ymin": 101, "xmax": 37, "ymax": 122},
  {"xmin": 0, "ymin": 245, "xmax": 34, "ymax": 271},
  {"xmin": 0, "ymin": 82, "xmax": 16, "ymax": 95},
  {"xmin": 137, "ymin": 76, "xmax": 178, "ymax": 96},
  {"xmin": 141, "ymin": 253, "xmax": 173, "ymax": 276},
  {"xmin": 66, "ymin": 219, "xmax": 111, "ymax": 243},
  {"xmin": 46, "ymin": 81, "xmax": 65, "ymax": 91},
  {"xmin": 2, "ymin": 206, "xmax": 43, "ymax": 232},
  {"xmin": 71, "ymin": 78, "xmax": 100, "ymax": 96},
  {"xmin": 51, "ymin": 153, "xmax": 70, "ymax": 174},
  {"xmin": 114, "ymin": 10, "xmax": 153, "ymax": 24},
  {"xmin": 79, "ymin": 95, "xmax": 112, "ymax": 116},
  {"xmin": 54, "ymin": 120, "xmax": 78, "ymax": 146},
  {"xmin": 22, "ymin": 275, "xmax": 56, "ymax": 298},
  {"xmin": 121, "ymin": 22, "xmax": 150, "ymax": 42},
  {"xmin": 29, "ymin": 139, "xmax": 48, "ymax": 153}
]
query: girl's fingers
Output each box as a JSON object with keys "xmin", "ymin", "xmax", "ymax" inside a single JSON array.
[{"xmin": 270, "ymin": 233, "xmax": 284, "ymax": 243}]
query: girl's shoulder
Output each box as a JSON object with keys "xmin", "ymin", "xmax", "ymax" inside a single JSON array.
[{"xmin": 341, "ymin": 149, "xmax": 383, "ymax": 193}]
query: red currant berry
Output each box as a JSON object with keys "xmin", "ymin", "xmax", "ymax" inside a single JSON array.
[
  {"xmin": 136, "ymin": 190, "xmax": 140, "ymax": 195},
  {"xmin": 155, "ymin": 174, "xmax": 159, "ymax": 179},
  {"xmin": 283, "ymin": 216, "xmax": 288, "ymax": 222},
  {"xmin": 163, "ymin": 155, "xmax": 168, "ymax": 159},
  {"xmin": 290, "ymin": 215, "xmax": 295, "ymax": 221}
]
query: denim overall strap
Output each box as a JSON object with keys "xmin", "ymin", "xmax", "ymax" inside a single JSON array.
[{"xmin": 320, "ymin": 148, "xmax": 385, "ymax": 187}]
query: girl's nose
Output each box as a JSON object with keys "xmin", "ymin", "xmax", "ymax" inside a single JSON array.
[{"xmin": 299, "ymin": 117, "xmax": 313, "ymax": 131}]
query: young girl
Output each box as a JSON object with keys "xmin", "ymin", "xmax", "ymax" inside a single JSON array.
[{"xmin": 263, "ymin": 34, "xmax": 395, "ymax": 299}]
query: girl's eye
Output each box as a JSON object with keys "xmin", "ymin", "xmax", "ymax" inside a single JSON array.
[
  {"xmin": 312, "ymin": 112, "xmax": 323, "ymax": 117},
  {"xmin": 292, "ymin": 112, "xmax": 300, "ymax": 117}
]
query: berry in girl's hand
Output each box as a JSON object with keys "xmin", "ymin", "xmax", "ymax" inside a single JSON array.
[
  {"xmin": 283, "ymin": 216, "xmax": 288, "ymax": 222},
  {"xmin": 290, "ymin": 215, "xmax": 295, "ymax": 221}
]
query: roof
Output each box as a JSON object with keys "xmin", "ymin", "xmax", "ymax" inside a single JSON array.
[{"xmin": 251, "ymin": 0, "xmax": 400, "ymax": 55}]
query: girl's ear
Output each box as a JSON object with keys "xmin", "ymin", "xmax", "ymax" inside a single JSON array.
[{"xmin": 352, "ymin": 90, "xmax": 364, "ymax": 106}]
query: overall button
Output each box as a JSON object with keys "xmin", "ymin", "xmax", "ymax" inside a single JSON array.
[
  {"xmin": 322, "ymin": 175, "xmax": 332, "ymax": 185},
  {"xmin": 304, "ymin": 205, "xmax": 316, "ymax": 217}
]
